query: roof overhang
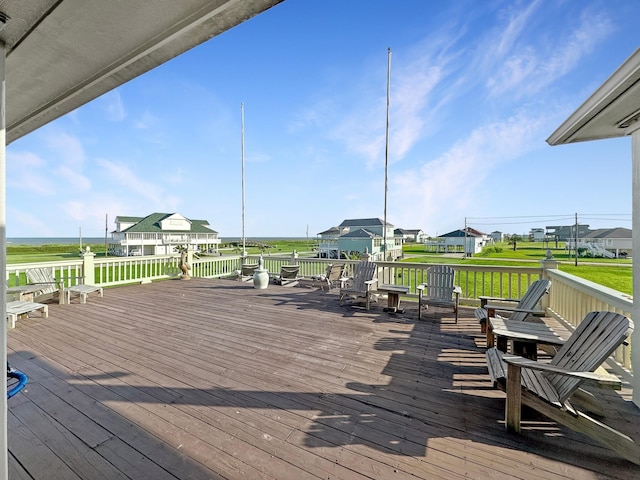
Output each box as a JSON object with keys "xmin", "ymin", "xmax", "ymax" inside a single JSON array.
[
  {"xmin": 547, "ymin": 48, "xmax": 640, "ymax": 145},
  {"xmin": 1, "ymin": 0, "xmax": 283, "ymax": 144}
]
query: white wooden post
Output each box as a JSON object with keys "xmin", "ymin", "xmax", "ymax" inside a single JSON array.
[
  {"xmin": 0, "ymin": 40, "xmax": 8, "ymax": 479},
  {"xmin": 291, "ymin": 249, "xmax": 298, "ymax": 265},
  {"xmin": 82, "ymin": 247, "xmax": 96, "ymax": 285},
  {"xmin": 632, "ymin": 130, "xmax": 640, "ymax": 407},
  {"xmin": 540, "ymin": 252, "xmax": 559, "ymax": 312}
]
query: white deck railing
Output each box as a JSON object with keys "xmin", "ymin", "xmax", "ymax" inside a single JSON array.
[{"xmin": 6, "ymin": 254, "xmax": 632, "ymax": 374}]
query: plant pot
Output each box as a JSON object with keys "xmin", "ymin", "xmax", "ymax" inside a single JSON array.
[{"xmin": 253, "ymin": 269, "xmax": 269, "ymax": 289}]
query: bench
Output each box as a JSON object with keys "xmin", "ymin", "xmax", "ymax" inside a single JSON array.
[
  {"xmin": 6, "ymin": 301, "xmax": 49, "ymax": 328},
  {"xmin": 66, "ymin": 284, "xmax": 104, "ymax": 304}
]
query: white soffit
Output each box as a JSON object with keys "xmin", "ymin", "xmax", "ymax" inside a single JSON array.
[
  {"xmin": 0, "ymin": 0, "xmax": 283, "ymax": 144},
  {"xmin": 547, "ymin": 48, "xmax": 640, "ymax": 145}
]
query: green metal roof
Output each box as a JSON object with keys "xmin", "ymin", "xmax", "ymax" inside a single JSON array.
[{"xmin": 121, "ymin": 213, "xmax": 217, "ymax": 234}]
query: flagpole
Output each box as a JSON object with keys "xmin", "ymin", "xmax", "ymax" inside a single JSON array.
[
  {"xmin": 241, "ymin": 103, "xmax": 246, "ymax": 257},
  {"xmin": 383, "ymin": 47, "xmax": 391, "ymax": 260}
]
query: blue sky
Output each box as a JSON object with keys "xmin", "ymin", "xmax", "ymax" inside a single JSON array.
[{"xmin": 6, "ymin": 0, "xmax": 640, "ymax": 239}]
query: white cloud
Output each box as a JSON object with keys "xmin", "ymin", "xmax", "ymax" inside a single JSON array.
[
  {"xmin": 6, "ymin": 151, "xmax": 55, "ymax": 196},
  {"xmin": 98, "ymin": 159, "xmax": 162, "ymax": 200},
  {"xmin": 7, "ymin": 207, "xmax": 57, "ymax": 236},
  {"xmin": 55, "ymin": 165, "xmax": 92, "ymax": 191},
  {"xmin": 102, "ymin": 90, "xmax": 126, "ymax": 121},
  {"xmin": 391, "ymin": 111, "xmax": 549, "ymax": 234},
  {"xmin": 485, "ymin": 3, "xmax": 613, "ymax": 98}
]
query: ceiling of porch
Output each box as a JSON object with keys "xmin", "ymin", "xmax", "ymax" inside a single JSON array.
[
  {"xmin": 547, "ymin": 48, "xmax": 640, "ymax": 145},
  {"xmin": 0, "ymin": 0, "xmax": 283, "ymax": 144}
]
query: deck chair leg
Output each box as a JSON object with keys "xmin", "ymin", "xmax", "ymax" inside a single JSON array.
[{"xmin": 505, "ymin": 363, "xmax": 522, "ymax": 433}]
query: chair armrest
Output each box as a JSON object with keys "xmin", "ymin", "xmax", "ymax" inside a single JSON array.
[
  {"xmin": 479, "ymin": 295, "xmax": 519, "ymax": 303},
  {"xmin": 503, "ymin": 355, "xmax": 622, "ymax": 389},
  {"xmin": 484, "ymin": 304, "xmax": 544, "ymax": 316},
  {"xmin": 364, "ymin": 279, "xmax": 378, "ymax": 290}
]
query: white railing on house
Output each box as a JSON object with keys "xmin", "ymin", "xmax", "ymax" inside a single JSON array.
[{"xmin": 6, "ymin": 253, "xmax": 632, "ymax": 374}]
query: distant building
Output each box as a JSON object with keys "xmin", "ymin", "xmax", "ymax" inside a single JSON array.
[
  {"xmin": 530, "ymin": 228, "xmax": 545, "ymax": 242},
  {"xmin": 317, "ymin": 218, "xmax": 402, "ymax": 261},
  {"xmin": 490, "ymin": 231, "xmax": 504, "ymax": 242},
  {"xmin": 425, "ymin": 227, "xmax": 489, "ymax": 255},
  {"xmin": 111, "ymin": 213, "xmax": 220, "ymax": 256},
  {"xmin": 546, "ymin": 224, "xmax": 591, "ymax": 241},
  {"xmin": 581, "ymin": 227, "xmax": 632, "ymax": 258},
  {"xmin": 394, "ymin": 228, "xmax": 426, "ymax": 243}
]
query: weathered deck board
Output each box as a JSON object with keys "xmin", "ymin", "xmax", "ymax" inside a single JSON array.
[{"xmin": 6, "ymin": 277, "xmax": 640, "ymax": 479}]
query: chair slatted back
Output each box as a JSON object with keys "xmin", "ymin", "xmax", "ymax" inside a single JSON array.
[
  {"xmin": 350, "ymin": 261, "xmax": 377, "ymax": 292},
  {"xmin": 326, "ymin": 263, "xmax": 346, "ymax": 283},
  {"xmin": 279, "ymin": 265, "xmax": 300, "ymax": 280},
  {"xmin": 423, "ymin": 265, "xmax": 455, "ymax": 302},
  {"xmin": 241, "ymin": 264, "xmax": 259, "ymax": 276},
  {"xmin": 509, "ymin": 279, "xmax": 551, "ymax": 322},
  {"xmin": 26, "ymin": 268, "xmax": 58, "ymax": 295},
  {"xmin": 549, "ymin": 311, "xmax": 633, "ymax": 402}
]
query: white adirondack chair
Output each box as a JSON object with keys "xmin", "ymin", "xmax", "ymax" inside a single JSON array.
[
  {"xmin": 339, "ymin": 261, "xmax": 377, "ymax": 310},
  {"xmin": 417, "ymin": 265, "xmax": 461, "ymax": 322}
]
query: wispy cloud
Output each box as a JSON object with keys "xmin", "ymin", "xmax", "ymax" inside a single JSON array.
[
  {"xmin": 484, "ymin": 3, "xmax": 613, "ymax": 98},
  {"xmin": 101, "ymin": 90, "xmax": 126, "ymax": 121},
  {"xmin": 7, "ymin": 207, "xmax": 57, "ymax": 236},
  {"xmin": 6, "ymin": 151, "xmax": 55, "ymax": 196},
  {"xmin": 391, "ymin": 110, "xmax": 550, "ymax": 234},
  {"xmin": 98, "ymin": 159, "xmax": 163, "ymax": 201}
]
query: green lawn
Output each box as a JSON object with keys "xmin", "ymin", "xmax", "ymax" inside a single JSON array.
[{"xmin": 402, "ymin": 241, "xmax": 632, "ymax": 296}]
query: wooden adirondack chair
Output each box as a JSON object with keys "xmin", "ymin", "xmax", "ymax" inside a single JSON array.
[
  {"xmin": 26, "ymin": 268, "xmax": 65, "ymax": 304},
  {"xmin": 238, "ymin": 264, "xmax": 259, "ymax": 282},
  {"xmin": 476, "ymin": 279, "xmax": 551, "ymax": 333},
  {"xmin": 26, "ymin": 267, "xmax": 103, "ymax": 304},
  {"xmin": 274, "ymin": 265, "xmax": 301, "ymax": 287},
  {"xmin": 339, "ymin": 261, "xmax": 377, "ymax": 310},
  {"xmin": 313, "ymin": 263, "xmax": 346, "ymax": 291},
  {"xmin": 486, "ymin": 311, "xmax": 640, "ymax": 464},
  {"xmin": 417, "ymin": 265, "xmax": 461, "ymax": 322}
]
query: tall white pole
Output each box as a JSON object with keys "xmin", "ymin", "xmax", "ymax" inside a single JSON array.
[
  {"xmin": 0, "ymin": 40, "xmax": 8, "ymax": 479},
  {"xmin": 241, "ymin": 103, "xmax": 246, "ymax": 257},
  {"xmin": 383, "ymin": 48, "xmax": 391, "ymax": 260}
]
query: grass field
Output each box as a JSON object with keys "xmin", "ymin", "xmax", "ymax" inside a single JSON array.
[
  {"xmin": 402, "ymin": 241, "xmax": 632, "ymax": 295},
  {"xmin": 6, "ymin": 240, "xmax": 633, "ymax": 295}
]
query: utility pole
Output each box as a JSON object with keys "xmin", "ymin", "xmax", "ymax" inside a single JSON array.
[{"xmin": 574, "ymin": 212, "xmax": 578, "ymax": 267}]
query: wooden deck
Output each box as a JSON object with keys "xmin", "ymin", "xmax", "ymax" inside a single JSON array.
[{"xmin": 6, "ymin": 278, "xmax": 640, "ymax": 479}]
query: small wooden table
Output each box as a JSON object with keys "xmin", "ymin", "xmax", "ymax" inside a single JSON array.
[
  {"xmin": 488, "ymin": 317, "xmax": 565, "ymax": 360},
  {"xmin": 377, "ymin": 285, "xmax": 410, "ymax": 314}
]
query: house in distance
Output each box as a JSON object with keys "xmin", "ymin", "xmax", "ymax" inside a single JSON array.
[
  {"xmin": 110, "ymin": 213, "xmax": 220, "ymax": 256},
  {"xmin": 317, "ymin": 218, "xmax": 403, "ymax": 261}
]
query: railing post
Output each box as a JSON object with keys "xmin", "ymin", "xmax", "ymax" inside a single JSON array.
[
  {"xmin": 291, "ymin": 249, "xmax": 298, "ymax": 265},
  {"xmin": 81, "ymin": 247, "xmax": 96, "ymax": 285},
  {"xmin": 540, "ymin": 250, "xmax": 558, "ymax": 311}
]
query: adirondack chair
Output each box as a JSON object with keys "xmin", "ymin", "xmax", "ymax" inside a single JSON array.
[
  {"xmin": 26, "ymin": 267, "xmax": 103, "ymax": 304},
  {"xmin": 238, "ymin": 264, "xmax": 259, "ymax": 282},
  {"xmin": 417, "ymin": 265, "xmax": 461, "ymax": 322},
  {"xmin": 339, "ymin": 261, "xmax": 378, "ymax": 310},
  {"xmin": 486, "ymin": 311, "xmax": 640, "ymax": 464},
  {"xmin": 476, "ymin": 279, "xmax": 551, "ymax": 334},
  {"xmin": 274, "ymin": 265, "xmax": 301, "ymax": 287},
  {"xmin": 26, "ymin": 268, "xmax": 65, "ymax": 304},
  {"xmin": 312, "ymin": 263, "xmax": 346, "ymax": 291}
]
